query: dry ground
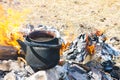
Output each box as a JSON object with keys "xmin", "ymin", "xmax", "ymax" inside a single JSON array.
[{"xmin": 1, "ymin": 0, "xmax": 120, "ymax": 48}]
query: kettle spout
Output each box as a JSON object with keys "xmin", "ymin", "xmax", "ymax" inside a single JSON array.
[{"xmin": 17, "ymin": 39, "xmax": 27, "ymax": 53}]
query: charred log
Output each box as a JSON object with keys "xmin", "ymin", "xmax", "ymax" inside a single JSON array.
[{"xmin": 0, "ymin": 45, "xmax": 18, "ymax": 60}]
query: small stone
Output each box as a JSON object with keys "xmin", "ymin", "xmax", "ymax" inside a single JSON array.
[
  {"xmin": 40, "ymin": 16, "xmax": 43, "ymax": 18},
  {"xmin": 26, "ymin": 71, "xmax": 47, "ymax": 80},
  {"xmin": 110, "ymin": 37, "xmax": 120, "ymax": 42},
  {"xmin": 41, "ymin": 5, "xmax": 46, "ymax": 7},
  {"xmin": 100, "ymin": 18, "xmax": 106, "ymax": 22},
  {"xmin": 74, "ymin": 1, "xmax": 79, "ymax": 4},
  {"xmin": 4, "ymin": 72, "xmax": 16, "ymax": 80},
  {"xmin": 114, "ymin": 23, "xmax": 118, "ymax": 26},
  {"xmin": 54, "ymin": 15, "xmax": 57, "ymax": 17},
  {"xmin": 9, "ymin": 61, "xmax": 21, "ymax": 71},
  {"xmin": 25, "ymin": 66, "xmax": 34, "ymax": 74},
  {"xmin": 0, "ymin": 62, "xmax": 10, "ymax": 71},
  {"xmin": 100, "ymin": 19, "xmax": 104, "ymax": 22},
  {"xmin": 79, "ymin": 24, "xmax": 84, "ymax": 28}
]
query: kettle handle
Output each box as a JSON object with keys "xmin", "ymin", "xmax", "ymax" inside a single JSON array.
[{"xmin": 25, "ymin": 38, "xmax": 62, "ymax": 48}]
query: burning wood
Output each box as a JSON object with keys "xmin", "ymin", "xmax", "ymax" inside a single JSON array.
[
  {"xmin": 0, "ymin": 45, "xmax": 18, "ymax": 60},
  {"xmin": 0, "ymin": 4, "xmax": 29, "ymax": 60},
  {"xmin": 64, "ymin": 30, "xmax": 115, "ymax": 62},
  {"xmin": 0, "ymin": 5, "xmax": 29, "ymax": 50},
  {"xmin": 60, "ymin": 30, "xmax": 120, "ymax": 79}
]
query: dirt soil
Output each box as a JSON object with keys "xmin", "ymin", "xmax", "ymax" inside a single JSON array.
[{"xmin": 1, "ymin": 0, "xmax": 120, "ymax": 49}]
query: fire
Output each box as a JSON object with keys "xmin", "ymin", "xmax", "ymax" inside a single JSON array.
[
  {"xmin": 0, "ymin": 5, "xmax": 29, "ymax": 50},
  {"xmin": 86, "ymin": 44, "xmax": 95, "ymax": 55},
  {"xmin": 60, "ymin": 22, "xmax": 77, "ymax": 55},
  {"xmin": 60, "ymin": 42, "xmax": 71, "ymax": 55},
  {"xmin": 60, "ymin": 33, "xmax": 75, "ymax": 55},
  {"xmin": 85, "ymin": 30, "xmax": 107, "ymax": 54},
  {"xmin": 85, "ymin": 34, "xmax": 95, "ymax": 54}
]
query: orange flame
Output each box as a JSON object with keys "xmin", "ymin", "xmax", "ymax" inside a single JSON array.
[
  {"xmin": 0, "ymin": 5, "xmax": 29, "ymax": 50},
  {"xmin": 60, "ymin": 42, "xmax": 71, "ymax": 55},
  {"xmin": 60, "ymin": 22, "xmax": 77, "ymax": 55},
  {"xmin": 85, "ymin": 29, "xmax": 107, "ymax": 54},
  {"xmin": 86, "ymin": 44, "xmax": 95, "ymax": 55},
  {"xmin": 85, "ymin": 34, "xmax": 95, "ymax": 54}
]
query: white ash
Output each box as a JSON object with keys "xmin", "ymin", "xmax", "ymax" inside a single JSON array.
[
  {"xmin": 0, "ymin": 60, "xmax": 32, "ymax": 80},
  {"xmin": 0, "ymin": 60, "xmax": 62, "ymax": 80},
  {"xmin": 20, "ymin": 24, "xmax": 61, "ymax": 39}
]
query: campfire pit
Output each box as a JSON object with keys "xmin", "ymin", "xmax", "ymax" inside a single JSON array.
[{"xmin": 0, "ymin": 23, "xmax": 120, "ymax": 80}]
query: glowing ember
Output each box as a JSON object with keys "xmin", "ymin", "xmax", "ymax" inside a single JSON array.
[
  {"xmin": 60, "ymin": 32, "xmax": 76, "ymax": 55},
  {"xmin": 60, "ymin": 42, "xmax": 71, "ymax": 55},
  {"xmin": 60, "ymin": 33, "xmax": 75, "ymax": 55},
  {"xmin": 0, "ymin": 5, "xmax": 29, "ymax": 50},
  {"xmin": 60, "ymin": 22, "xmax": 77, "ymax": 55},
  {"xmin": 85, "ymin": 34, "xmax": 95, "ymax": 54},
  {"xmin": 86, "ymin": 44, "xmax": 95, "ymax": 55}
]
